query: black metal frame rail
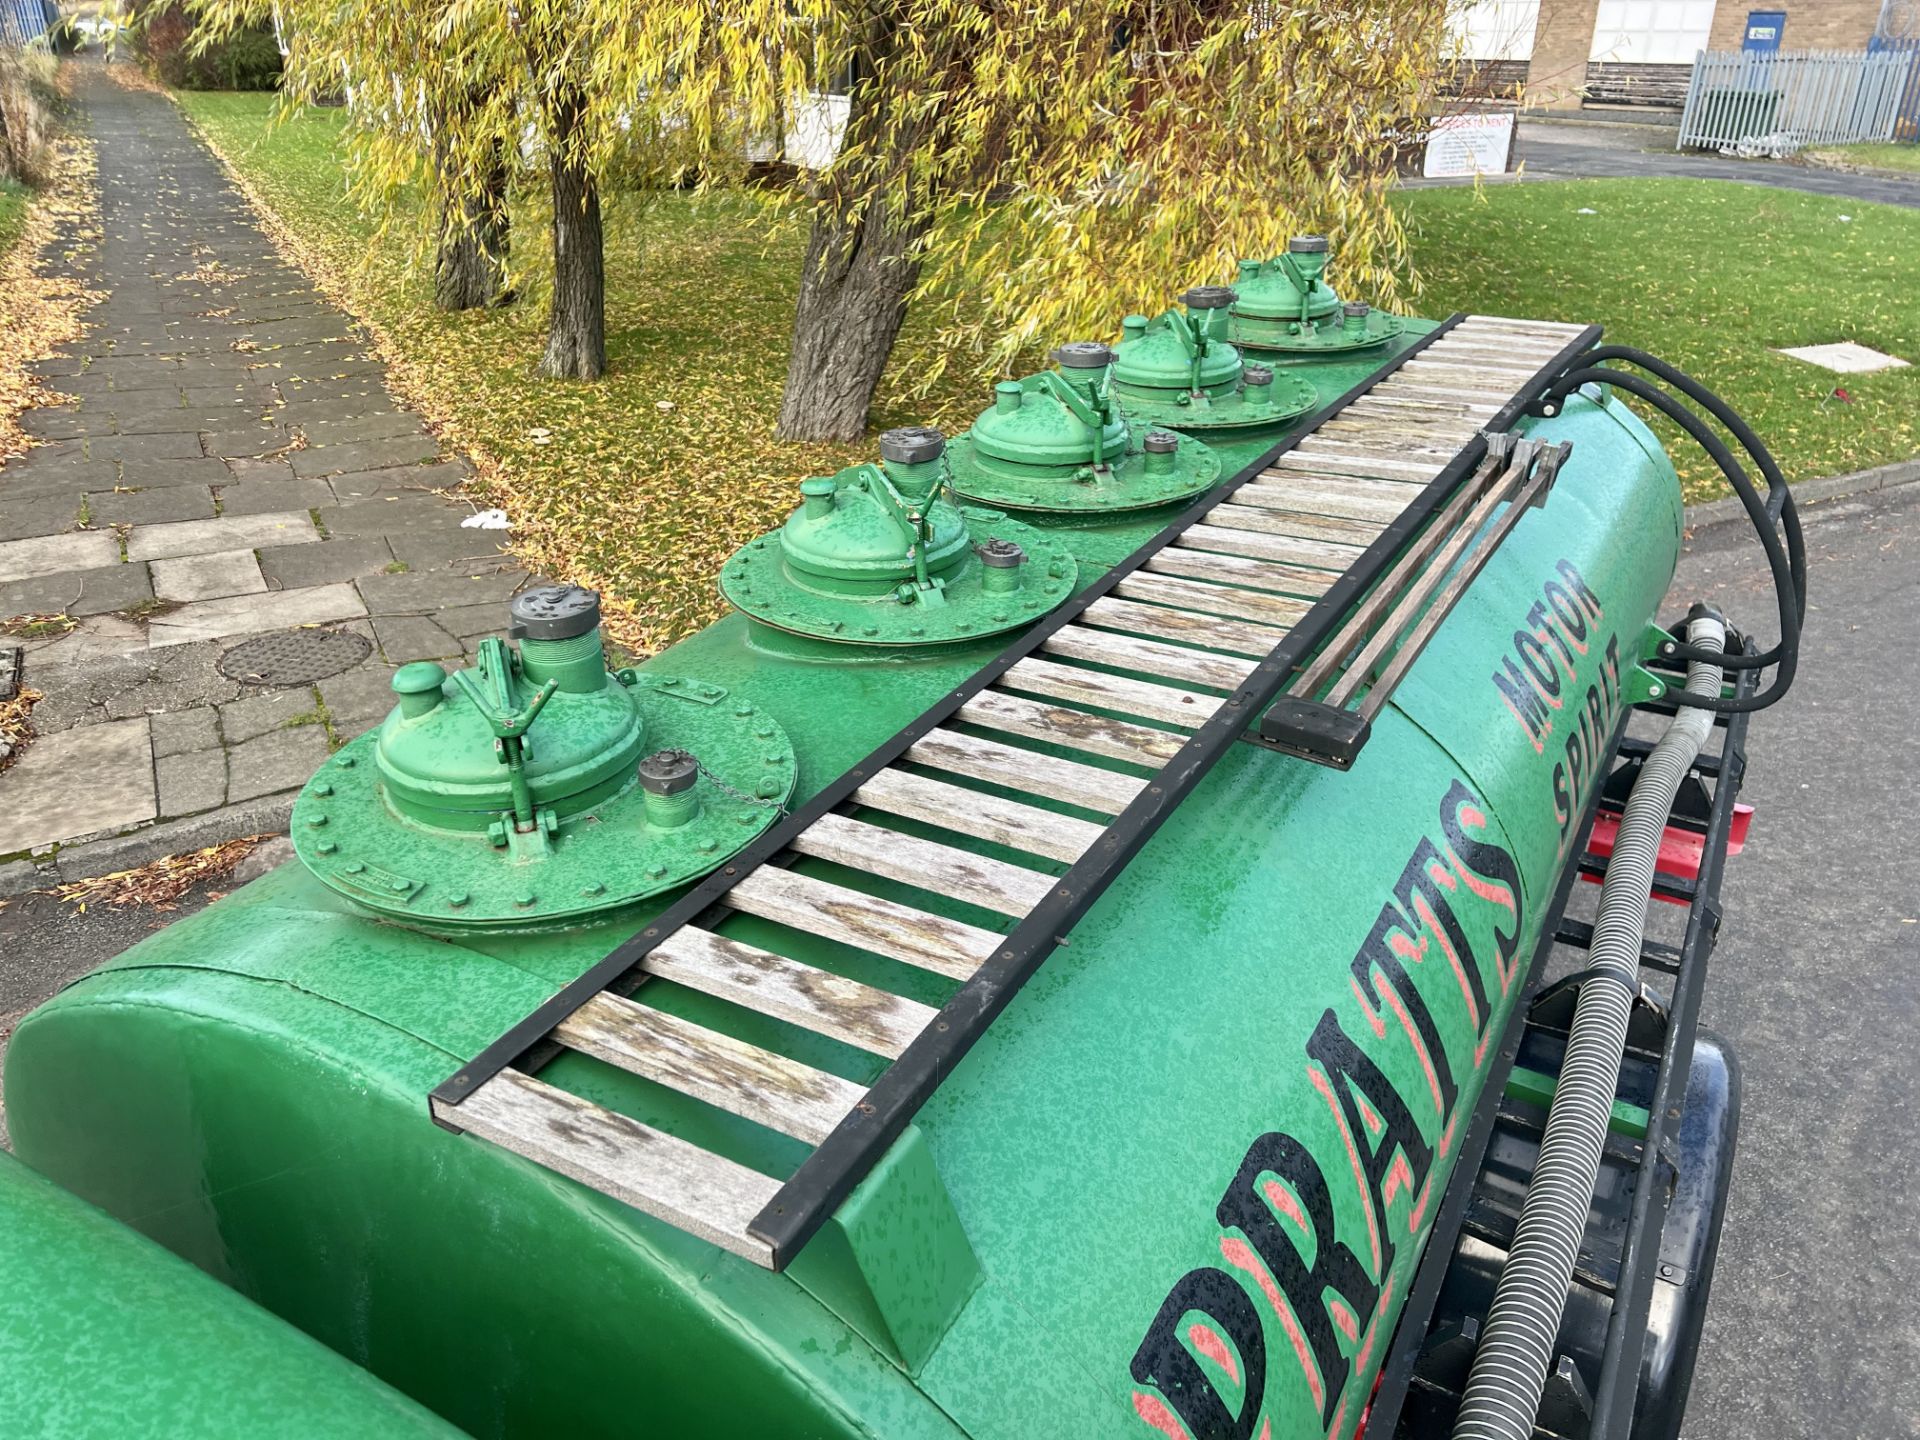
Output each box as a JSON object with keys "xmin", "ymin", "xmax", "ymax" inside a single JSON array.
[
  {"xmin": 434, "ymin": 314, "xmax": 1603, "ymax": 1269},
  {"xmin": 1366, "ymin": 642, "xmax": 1759, "ymax": 1437}
]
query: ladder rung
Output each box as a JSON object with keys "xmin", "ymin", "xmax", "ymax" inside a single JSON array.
[
  {"xmin": 1402, "ymin": 356, "xmax": 1540, "ymax": 381},
  {"xmin": 728, "ymin": 867, "xmax": 1002, "ymax": 980},
  {"xmin": 1044, "ymin": 623, "xmax": 1256, "ymax": 692},
  {"xmin": 1277, "ymin": 450, "xmax": 1442, "ymax": 480},
  {"xmin": 957, "ymin": 688, "xmax": 1185, "ymax": 769},
  {"xmin": 1114, "ymin": 572, "xmax": 1313, "ymax": 629},
  {"xmin": 1237, "ymin": 480, "xmax": 1407, "ymax": 525},
  {"xmin": 1181, "ymin": 521, "xmax": 1360, "ymax": 571},
  {"xmin": 1368, "ymin": 384, "xmax": 1505, "ymax": 411},
  {"xmin": 1003, "ymin": 656, "xmax": 1222, "ymax": 730},
  {"xmin": 555, "ymin": 993, "xmax": 865, "ymax": 1145},
  {"xmin": 909, "ymin": 725, "xmax": 1146, "ymax": 817},
  {"xmin": 1150, "ymin": 546, "xmax": 1337, "ymax": 600},
  {"xmin": 793, "ymin": 811, "xmax": 1054, "ymax": 918},
  {"xmin": 1303, "ymin": 433, "xmax": 1464, "ymax": 462},
  {"xmin": 854, "ymin": 766, "xmax": 1104, "ymax": 864},
  {"xmin": 1205, "ymin": 502, "xmax": 1380, "ymax": 549},
  {"xmin": 647, "ymin": 923, "xmax": 938, "ymax": 1057},
  {"xmin": 1457, "ymin": 313, "xmax": 1586, "ymax": 334},
  {"xmin": 1315, "ymin": 416, "xmax": 1479, "ymax": 446},
  {"xmin": 450, "ymin": 1068, "xmax": 780, "ymax": 1265},
  {"xmin": 1081, "ymin": 594, "xmax": 1290, "ymax": 659}
]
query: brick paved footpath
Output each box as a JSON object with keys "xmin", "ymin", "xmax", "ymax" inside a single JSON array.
[{"xmin": 0, "ymin": 60, "xmax": 537, "ymax": 891}]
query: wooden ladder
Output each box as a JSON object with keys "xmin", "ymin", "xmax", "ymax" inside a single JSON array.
[{"xmin": 430, "ymin": 314, "xmax": 1595, "ymax": 1268}]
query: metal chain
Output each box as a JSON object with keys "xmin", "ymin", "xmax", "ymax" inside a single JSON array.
[{"xmin": 685, "ymin": 751, "xmax": 790, "ymax": 819}]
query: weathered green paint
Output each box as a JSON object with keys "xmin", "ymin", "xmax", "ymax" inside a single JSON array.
[
  {"xmin": 4, "ymin": 322, "xmax": 1691, "ymax": 1439},
  {"xmin": 947, "ymin": 359, "xmax": 1222, "ymax": 513},
  {"xmin": 0, "ymin": 1151, "xmax": 461, "ymax": 1437},
  {"xmin": 1109, "ymin": 296, "xmax": 1319, "ymax": 433},
  {"xmin": 717, "ymin": 444, "xmax": 1078, "ymax": 647},
  {"xmin": 1227, "ymin": 241, "xmax": 1406, "ymax": 356},
  {"xmin": 292, "ymin": 618, "xmax": 798, "ymax": 931}
]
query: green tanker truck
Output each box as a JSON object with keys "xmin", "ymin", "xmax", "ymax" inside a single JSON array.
[
  {"xmin": 0, "ymin": 1150, "xmax": 461, "ymax": 1437},
  {"xmin": 1, "ymin": 256, "xmax": 1802, "ymax": 1440}
]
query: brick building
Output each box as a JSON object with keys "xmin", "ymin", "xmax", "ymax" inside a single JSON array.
[{"xmin": 1452, "ymin": 0, "xmax": 1898, "ymax": 110}]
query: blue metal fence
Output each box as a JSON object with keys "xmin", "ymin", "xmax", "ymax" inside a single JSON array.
[
  {"xmin": 0, "ymin": 0, "xmax": 52, "ymax": 47},
  {"xmin": 1869, "ymin": 35, "xmax": 1920, "ymax": 142}
]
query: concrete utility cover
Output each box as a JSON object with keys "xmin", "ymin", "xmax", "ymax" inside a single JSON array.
[
  {"xmin": 0, "ymin": 717, "xmax": 157, "ymax": 854},
  {"xmin": 1773, "ymin": 342, "xmax": 1910, "ymax": 374}
]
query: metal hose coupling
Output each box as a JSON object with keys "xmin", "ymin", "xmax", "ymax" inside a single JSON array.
[{"xmin": 1451, "ymin": 607, "xmax": 1727, "ymax": 1440}]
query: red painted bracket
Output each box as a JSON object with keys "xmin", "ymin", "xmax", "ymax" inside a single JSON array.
[{"xmin": 1583, "ymin": 804, "xmax": 1753, "ymax": 904}]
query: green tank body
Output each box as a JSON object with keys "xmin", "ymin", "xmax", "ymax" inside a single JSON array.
[
  {"xmin": 0, "ymin": 1151, "xmax": 461, "ymax": 1438},
  {"xmin": 2, "ymin": 325, "xmax": 1687, "ymax": 1439}
]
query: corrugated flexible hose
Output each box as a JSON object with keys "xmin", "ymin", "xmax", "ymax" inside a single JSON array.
[{"xmin": 1451, "ymin": 609, "xmax": 1728, "ymax": 1440}]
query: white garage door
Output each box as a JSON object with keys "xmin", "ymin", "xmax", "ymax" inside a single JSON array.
[
  {"xmin": 1589, "ymin": 0, "xmax": 1716, "ymax": 64},
  {"xmin": 1450, "ymin": 0, "xmax": 1542, "ymax": 62}
]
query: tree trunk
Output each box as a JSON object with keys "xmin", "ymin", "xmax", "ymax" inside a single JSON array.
[
  {"xmin": 775, "ymin": 200, "xmax": 926, "ymax": 442},
  {"xmin": 434, "ymin": 140, "xmax": 511, "ymax": 312},
  {"xmin": 540, "ymin": 91, "xmax": 606, "ymax": 382}
]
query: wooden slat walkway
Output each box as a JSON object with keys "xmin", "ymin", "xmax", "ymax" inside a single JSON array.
[{"xmin": 431, "ymin": 313, "xmax": 1589, "ymax": 1263}]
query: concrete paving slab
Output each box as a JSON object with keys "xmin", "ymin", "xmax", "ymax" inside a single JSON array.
[
  {"xmin": 146, "ymin": 581, "xmax": 366, "ymax": 648},
  {"xmin": 0, "ymin": 492, "xmax": 85, "ymax": 542},
  {"xmin": 318, "ymin": 666, "xmax": 398, "ymax": 736},
  {"xmin": 156, "ymin": 748, "xmax": 227, "ymax": 818},
  {"xmin": 218, "ymin": 688, "xmax": 320, "ymax": 744},
  {"xmin": 0, "ymin": 716, "xmax": 156, "ymax": 855},
  {"xmin": 151, "ymin": 706, "xmax": 220, "ymax": 757},
  {"xmin": 0, "ymin": 530, "xmax": 121, "ymax": 584},
  {"xmin": 372, "ymin": 614, "xmax": 461, "ymax": 664},
  {"xmin": 225, "ymin": 725, "xmax": 329, "ymax": 803},
  {"xmin": 214, "ymin": 477, "xmax": 334, "ymax": 516},
  {"xmin": 354, "ymin": 562, "xmax": 527, "ymax": 614},
  {"xmin": 17, "ymin": 615, "xmax": 148, "ymax": 669},
  {"xmin": 258, "ymin": 536, "xmax": 393, "ymax": 590},
  {"xmin": 84, "ymin": 484, "xmax": 216, "ymax": 526},
  {"xmin": 150, "ymin": 547, "xmax": 267, "ymax": 603},
  {"xmin": 127, "ymin": 510, "xmax": 318, "ymax": 562},
  {"xmin": 0, "ymin": 561, "xmax": 152, "ymax": 620}
]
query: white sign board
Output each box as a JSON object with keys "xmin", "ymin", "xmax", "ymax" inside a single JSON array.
[{"xmin": 1422, "ymin": 111, "xmax": 1515, "ymax": 179}]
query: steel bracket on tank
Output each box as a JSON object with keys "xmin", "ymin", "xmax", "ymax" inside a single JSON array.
[{"xmin": 1622, "ymin": 622, "xmax": 1684, "ymax": 707}]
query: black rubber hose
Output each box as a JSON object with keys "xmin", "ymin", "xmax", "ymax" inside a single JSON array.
[
  {"xmin": 1577, "ymin": 345, "xmax": 1806, "ymax": 628},
  {"xmin": 1545, "ymin": 366, "xmax": 1797, "ymax": 675},
  {"xmin": 1549, "ymin": 368, "xmax": 1796, "ymax": 713}
]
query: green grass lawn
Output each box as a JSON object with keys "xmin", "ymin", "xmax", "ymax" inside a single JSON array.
[
  {"xmin": 1805, "ymin": 142, "xmax": 1920, "ymax": 175},
  {"xmin": 1401, "ymin": 178, "xmax": 1920, "ymax": 501},
  {"xmin": 177, "ymin": 91, "xmax": 1920, "ymax": 648}
]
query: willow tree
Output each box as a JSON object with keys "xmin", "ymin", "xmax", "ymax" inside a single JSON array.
[
  {"xmin": 194, "ymin": 0, "xmax": 649, "ymax": 376},
  {"xmin": 640, "ymin": 0, "xmax": 1449, "ymax": 440},
  {"xmin": 191, "ymin": 0, "xmax": 518, "ymax": 314}
]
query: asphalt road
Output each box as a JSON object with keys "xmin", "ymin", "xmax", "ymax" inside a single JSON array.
[
  {"xmin": 0, "ymin": 484, "xmax": 1913, "ymax": 1431},
  {"xmin": 1679, "ymin": 482, "xmax": 1920, "ymax": 1438},
  {"xmin": 1401, "ymin": 118, "xmax": 1920, "ymax": 211}
]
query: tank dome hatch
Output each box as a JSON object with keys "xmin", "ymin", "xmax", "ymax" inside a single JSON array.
[
  {"xmin": 946, "ymin": 342, "xmax": 1222, "ymax": 513},
  {"xmin": 1108, "ymin": 286, "xmax": 1319, "ymax": 432},
  {"xmin": 1225, "ymin": 234, "xmax": 1406, "ymax": 355},
  {"xmin": 719, "ymin": 427, "xmax": 1077, "ymax": 646},
  {"xmin": 290, "ymin": 584, "xmax": 797, "ymax": 929}
]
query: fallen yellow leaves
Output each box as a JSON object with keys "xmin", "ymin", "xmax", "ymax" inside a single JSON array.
[
  {"xmin": 0, "ymin": 685, "xmax": 43, "ymax": 776},
  {"xmin": 0, "ymin": 132, "xmax": 101, "ymax": 460},
  {"xmin": 53, "ymin": 835, "xmax": 270, "ymax": 913}
]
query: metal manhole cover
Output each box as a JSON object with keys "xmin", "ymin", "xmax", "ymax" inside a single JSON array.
[{"xmin": 218, "ymin": 629, "xmax": 373, "ymax": 686}]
